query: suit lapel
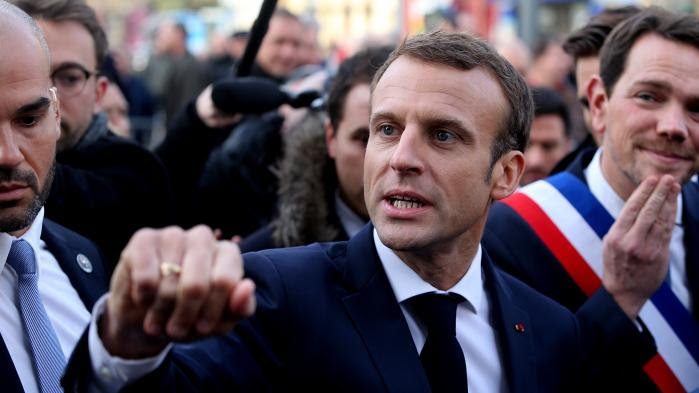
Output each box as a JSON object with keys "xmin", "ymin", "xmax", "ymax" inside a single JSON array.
[
  {"xmin": 41, "ymin": 221, "xmax": 108, "ymax": 310},
  {"xmin": 338, "ymin": 226, "xmax": 545, "ymax": 392},
  {"xmin": 682, "ymin": 182, "xmax": 699, "ymax": 319},
  {"xmin": 340, "ymin": 225, "xmax": 431, "ymax": 393},
  {"xmin": 482, "ymin": 251, "xmax": 538, "ymax": 393},
  {"xmin": 0, "ymin": 336, "xmax": 25, "ymax": 392},
  {"xmin": 0, "ymin": 221, "xmax": 100, "ymax": 393}
]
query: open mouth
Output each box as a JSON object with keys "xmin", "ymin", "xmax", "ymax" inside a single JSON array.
[{"xmin": 387, "ymin": 195, "xmax": 426, "ymax": 209}]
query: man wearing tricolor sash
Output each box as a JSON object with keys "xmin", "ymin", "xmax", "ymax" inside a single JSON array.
[{"xmin": 484, "ymin": 7, "xmax": 699, "ymax": 393}]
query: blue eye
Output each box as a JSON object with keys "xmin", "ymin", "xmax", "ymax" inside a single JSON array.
[
  {"xmin": 435, "ymin": 130, "xmax": 454, "ymax": 142},
  {"xmin": 380, "ymin": 124, "xmax": 395, "ymax": 136}
]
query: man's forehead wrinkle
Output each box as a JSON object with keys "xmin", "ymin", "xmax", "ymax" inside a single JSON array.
[
  {"xmin": 624, "ymin": 36, "xmax": 699, "ymax": 83},
  {"xmin": 627, "ymin": 60, "xmax": 696, "ymax": 83},
  {"xmin": 375, "ymin": 82, "xmax": 474, "ymax": 114}
]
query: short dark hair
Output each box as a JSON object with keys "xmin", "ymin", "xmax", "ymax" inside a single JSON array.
[
  {"xmin": 532, "ymin": 35, "xmax": 559, "ymax": 60},
  {"xmin": 600, "ymin": 6, "xmax": 699, "ymax": 96},
  {"xmin": 563, "ymin": 6, "xmax": 641, "ymax": 60},
  {"xmin": 327, "ymin": 45, "xmax": 393, "ymax": 133},
  {"xmin": 173, "ymin": 22, "xmax": 187, "ymax": 39},
  {"xmin": 531, "ymin": 87, "xmax": 570, "ymax": 136},
  {"xmin": 372, "ymin": 30, "xmax": 533, "ymax": 170},
  {"xmin": 12, "ymin": 0, "xmax": 108, "ymax": 70}
]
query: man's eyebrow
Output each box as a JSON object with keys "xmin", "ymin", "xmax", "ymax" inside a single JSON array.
[
  {"xmin": 16, "ymin": 97, "xmax": 51, "ymax": 114},
  {"xmin": 423, "ymin": 116, "xmax": 475, "ymax": 143},
  {"xmin": 51, "ymin": 61, "xmax": 91, "ymax": 73},
  {"xmin": 369, "ymin": 111, "xmax": 398, "ymax": 125},
  {"xmin": 632, "ymin": 79, "xmax": 672, "ymax": 92},
  {"xmin": 632, "ymin": 79, "xmax": 699, "ymax": 103}
]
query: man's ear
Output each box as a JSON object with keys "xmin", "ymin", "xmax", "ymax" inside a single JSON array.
[
  {"xmin": 325, "ymin": 119, "xmax": 337, "ymax": 159},
  {"xmin": 93, "ymin": 75, "xmax": 109, "ymax": 110},
  {"xmin": 490, "ymin": 150, "xmax": 525, "ymax": 201},
  {"xmin": 588, "ymin": 75, "xmax": 608, "ymax": 139},
  {"xmin": 49, "ymin": 87, "xmax": 61, "ymax": 140}
]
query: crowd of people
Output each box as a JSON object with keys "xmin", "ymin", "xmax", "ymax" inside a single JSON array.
[{"xmin": 0, "ymin": 0, "xmax": 696, "ymax": 392}]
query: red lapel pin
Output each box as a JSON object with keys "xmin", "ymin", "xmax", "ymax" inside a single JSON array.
[{"xmin": 514, "ymin": 323, "xmax": 525, "ymax": 333}]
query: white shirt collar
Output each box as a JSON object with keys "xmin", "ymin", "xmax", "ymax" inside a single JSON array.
[
  {"xmin": 585, "ymin": 148, "xmax": 682, "ymax": 225},
  {"xmin": 0, "ymin": 208, "xmax": 45, "ymax": 273},
  {"xmin": 334, "ymin": 190, "xmax": 367, "ymax": 238},
  {"xmin": 373, "ymin": 228, "xmax": 484, "ymax": 313}
]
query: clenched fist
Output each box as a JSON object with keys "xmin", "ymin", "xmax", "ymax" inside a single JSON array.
[{"xmin": 100, "ymin": 225, "xmax": 256, "ymax": 359}]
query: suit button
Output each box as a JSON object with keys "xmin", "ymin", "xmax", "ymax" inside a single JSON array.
[
  {"xmin": 76, "ymin": 253, "xmax": 93, "ymax": 273},
  {"xmin": 99, "ymin": 365, "xmax": 112, "ymax": 380}
]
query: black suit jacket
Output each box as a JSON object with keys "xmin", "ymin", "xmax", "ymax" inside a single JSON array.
[
  {"xmin": 65, "ymin": 224, "xmax": 584, "ymax": 393},
  {"xmin": 0, "ymin": 219, "xmax": 109, "ymax": 393},
  {"xmin": 483, "ymin": 148, "xmax": 699, "ymax": 392},
  {"xmin": 48, "ymin": 130, "xmax": 174, "ymax": 272}
]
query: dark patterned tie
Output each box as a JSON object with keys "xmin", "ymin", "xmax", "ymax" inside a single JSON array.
[
  {"xmin": 410, "ymin": 293, "xmax": 468, "ymax": 393},
  {"xmin": 7, "ymin": 239, "xmax": 66, "ymax": 393}
]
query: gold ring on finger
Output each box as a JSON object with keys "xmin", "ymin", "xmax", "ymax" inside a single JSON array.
[{"xmin": 160, "ymin": 261, "xmax": 182, "ymax": 277}]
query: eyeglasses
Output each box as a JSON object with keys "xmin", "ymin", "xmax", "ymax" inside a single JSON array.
[{"xmin": 50, "ymin": 64, "xmax": 96, "ymax": 97}]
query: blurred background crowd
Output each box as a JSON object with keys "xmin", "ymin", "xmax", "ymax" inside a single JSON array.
[{"xmin": 86, "ymin": 0, "xmax": 699, "ymax": 147}]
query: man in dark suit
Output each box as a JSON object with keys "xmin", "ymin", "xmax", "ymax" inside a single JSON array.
[
  {"xmin": 12, "ymin": 0, "xmax": 174, "ymax": 272},
  {"xmin": 64, "ymin": 31, "xmax": 587, "ymax": 393},
  {"xmin": 0, "ymin": 3, "xmax": 108, "ymax": 392},
  {"xmin": 484, "ymin": 7, "xmax": 699, "ymax": 392}
]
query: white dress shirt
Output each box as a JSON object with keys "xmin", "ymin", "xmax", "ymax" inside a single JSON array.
[
  {"xmin": 585, "ymin": 149, "xmax": 691, "ymax": 311},
  {"xmin": 0, "ymin": 208, "xmax": 91, "ymax": 393},
  {"xmin": 334, "ymin": 190, "xmax": 366, "ymax": 238},
  {"xmin": 374, "ymin": 230, "xmax": 507, "ymax": 393}
]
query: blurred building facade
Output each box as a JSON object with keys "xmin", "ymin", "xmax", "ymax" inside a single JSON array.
[{"xmin": 88, "ymin": 0, "xmax": 698, "ymax": 66}]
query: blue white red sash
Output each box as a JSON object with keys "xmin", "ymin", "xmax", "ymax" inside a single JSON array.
[{"xmin": 501, "ymin": 172, "xmax": 699, "ymax": 393}]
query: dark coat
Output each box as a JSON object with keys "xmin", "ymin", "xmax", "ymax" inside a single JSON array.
[
  {"xmin": 155, "ymin": 100, "xmax": 281, "ymax": 236},
  {"xmin": 64, "ymin": 224, "xmax": 584, "ymax": 393},
  {"xmin": 1, "ymin": 219, "xmax": 109, "ymax": 393},
  {"xmin": 195, "ymin": 112, "xmax": 283, "ymax": 238},
  {"xmin": 47, "ymin": 116, "xmax": 174, "ymax": 272},
  {"xmin": 142, "ymin": 52, "xmax": 208, "ymax": 127},
  {"xmin": 154, "ymin": 101, "xmax": 230, "ymax": 228},
  {"xmin": 483, "ymin": 147, "xmax": 699, "ymax": 392},
  {"xmin": 240, "ymin": 112, "xmax": 349, "ymax": 252}
]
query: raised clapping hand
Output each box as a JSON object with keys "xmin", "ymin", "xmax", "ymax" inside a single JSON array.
[
  {"xmin": 602, "ymin": 174, "xmax": 681, "ymax": 320},
  {"xmin": 99, "ymin": 225, "xmax": 256, "ymax": 359}
]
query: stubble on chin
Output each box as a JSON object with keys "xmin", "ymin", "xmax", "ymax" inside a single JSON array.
[{"xmin": 0, "ymin": 162, "xmax": 55, "ymax": 233}]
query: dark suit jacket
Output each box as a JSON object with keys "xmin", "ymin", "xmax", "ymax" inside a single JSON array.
[
  {"xmin": 0, "ymin": 219, "xmax": 109, "ymax": 393},
  {"xmin": 483, "ymin": 148, "xmax": 699, "ymax": 392},
  {"xmin": 48, "ymin": 126, "xmax": 174, "ymax": 273},
  {"xmin": 65, "ymin": 224, "xmax": 583, "ymax": 393}
]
